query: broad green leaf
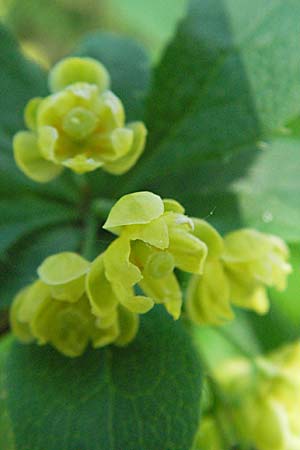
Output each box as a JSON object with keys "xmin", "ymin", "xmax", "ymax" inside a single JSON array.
[
  {"xmin": 0, "ymin": 225, "xmax": 82, "ymax": 309},
  {"xmin": 117, "ymin": 0, "xmax": 300, "ymax": 241},
  {"xmin": 0, "ymin": 196, "xmax": 78, "ymax": 257},
  {"xmin": 0, "ymin": 308, "xmax": 202, "ymax": 450},
  {"xmin": 0, "ymin": 335, "xmax": 15, "ymax": 450}
]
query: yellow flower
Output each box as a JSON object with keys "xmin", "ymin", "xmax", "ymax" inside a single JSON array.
[
  {"xmin": 10, "ymin": 251, "xmax": 139, "ymax": 357},
  {"xmin": 186, "ymin": 226, "xmax": 291, "ymax": 325},
  {"xmin": 101, "ymin": 192, "xmax": 208, "ymax": 319},
  {"xmin": 186, "ymin": 219, "xmax": 233, "ymax": 325},
  {"xmin": 214, "ymin": 341, "xmax": 300, "ymax": 450},
  {"xmin": 13, "ymin": 57, "xmax": 147, "ymax": 182},
  {"xmin": 222, "ymin": 229, "xmax": 292, "ymax": 314}
]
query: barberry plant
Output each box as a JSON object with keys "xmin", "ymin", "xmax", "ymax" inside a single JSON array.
[{"xmin": 1, "ymin": 1, "xmax": 300, "ymax": 449}]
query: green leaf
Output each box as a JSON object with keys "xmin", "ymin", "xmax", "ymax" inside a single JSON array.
[
  {"xmin": 0, "ymin": 308, "xmax": 202, "ymax": 450},
  {"xmin": 118, "ymin": 0, "xmax": 300, "ymax": 240},
  {"xmin": 0, "ymin": 196, "xmax": 78, "ymax": 257},
  {"xmin": 0, "ymin": 225, "xmax": 82, "ymax": 309},
  {"xmin": 0, "ymin": 335, "xmax": 15, "ymax": 450}
]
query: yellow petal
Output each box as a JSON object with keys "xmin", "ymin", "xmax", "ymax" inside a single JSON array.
[
  {"xmin": 13, "ymin": 131, "xmax": 62, "ymax": 183},
  {"xmin": 120, "ymin": 295, "xmax": 154, "ymax": 314},
  {"xmin": 49, "ymin": 57, "xmax": 110, "ymax": 93},
  {"xmin": 114, "ymin": 306, "xmax": 139, "ymax": 346},
  {"xmin": 186, "ymin": 261, "xmax": 233, "ymax": 326},
  {"xmin": 168, "ymin": 228, "xmax": 208, "ymax": 274},
  {"xmin": 37, "ymin": 89, "xmax": 76, "ymax": 128},
  {"xmin": 192, "ymin": 218, "xmax": 224, "ymax": 260},
  {"xmin": 139, "ymin": 272, "xmax": 182, "ymax": 319},
  {"xmin": 144, "ymin": 251, "xmax": 175, "ymax": 279},
  {"xmin": 103, "ymin": 122, "xmax": 147, "ymax": 175},
  {"xmin": 38, "ymin": 252, "xmax": 90, "ymax": 302},
  {"xmin": 124, "ymin": 216, "xmax": 169, "ymax": 249},
  {"xmin": 62, "ymin": 154, "xmax": 103, "ymax": 174},
  {"xmin": 163, "ymin": 198, "xmax": 185, "ymax": 214},
  {"xmin": 24, "ymin": 97, "xmax": 42, "ymax": 130},
  {"xmin": 86, "ymin": 253, "xmax": 118, "ymax": 318},
  {"xmin": 223, "ymin": 229, "xmax": 270, "ymax": 263},
  {"xmin": 38, "ymin": 125, "xmax": 59, "ymax": 161},
  {"xmin": 100, "ymin": 128, "xmax": 134, "ymax": 161},
  {"xmin": 51, "ymin": 302, "xmax": 90, "ymax": 357},
  {"xmin": 92, "ymin": 320, "xmax": 120, "ymax": 348},
  {"xmin": 103, "ymin": 191, "xmax": 164, "ymax": 232},
  {"xmin": 103, "ymin": 237, "xmax": 142, "ymax": 288},
  {"xmin": 95, "ymin": 310, "xmax": 118, "ymax": 329},
  {"xmin": 10, "ymin": 286, "xmax": 34, "ymax": 343},
  {"xmin": 98, "ymin": 91, "xmax": 125, "ymax": 129}
]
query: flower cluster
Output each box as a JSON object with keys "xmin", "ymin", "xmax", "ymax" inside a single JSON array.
[
  {"xmin": 10, "ymin": 191, "xmax": 292, "ymax": 357},
  {"xmin": 186, "ymin": 226, "xmax": 291, "ymax": 325},
  {"xmin": 13, "ymin": 57, "xmax": 147, "ymax": 182},
  {"xmin": 11, "ymin": 252, "xmax": 139, "ymax": 357},
  {"xmin": 196, "ymin": 341, "xmax": 300, "ymax": 450},
  {"xmin": 11, "ymin": 192, "xmax": 209, "ymax": 356}
]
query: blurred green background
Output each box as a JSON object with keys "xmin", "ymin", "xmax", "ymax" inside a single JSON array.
[{"xmin": 0, "ymin": 0, "xmax": 187, "ymax": 66}]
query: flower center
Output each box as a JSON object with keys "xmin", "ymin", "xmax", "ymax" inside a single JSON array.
[{"xmin": 63, "ymin": 107, "xmax": 98, "ymax": 141}]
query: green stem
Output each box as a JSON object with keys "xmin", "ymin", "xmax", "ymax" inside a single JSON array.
[
  {"xmin": 81, "ymin": 212, "xmax": 99, "ymax": 261},
  {"xmin": 213, "ymin": 326, "xmax": 256, "ymax": 360},
  {"xmin": 92, "ymin": 198, "xmax": 115, "ymax": 222}
]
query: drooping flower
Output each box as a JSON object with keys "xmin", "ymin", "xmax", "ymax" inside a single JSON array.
[
  {"xmin": 10, "ymin": 251, "xmax": 138, "ymax": 357},
  {"xmin": 186, "ymin": 219, "xmax": 233, "ymax": 325},
  {"xmin": 96, "ymin": 191, "xmax": 208, "ymax": 320},
  {"xmin": 223, "ymin": 228, "xmax": 292, "ymax": 314},
  {"xmin": 13, "ymin": 57, "xmax": 147, "ymax": 182},
  {"xmin": 186, "ymin": 227, "xmax": 291, "ymax": 325}
]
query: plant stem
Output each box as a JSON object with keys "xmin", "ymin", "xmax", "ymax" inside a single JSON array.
[
  {"xmin": 92, "ymin": 198, "xmax": 115, "ymax": 222},
  {"xmin": 213, "ymin": 326, "xmax": 256, "ymax": 360},
  {"xmin": 81, "ymin": 212, "xmax": 99, "ymax": 261}
]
